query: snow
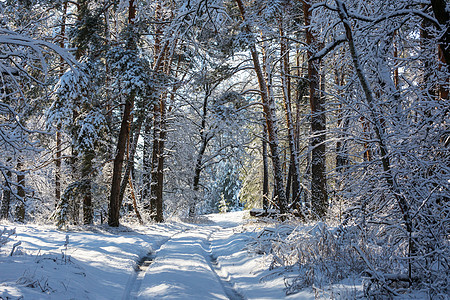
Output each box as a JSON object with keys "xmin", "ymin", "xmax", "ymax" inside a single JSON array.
[
  {"xmin": 0, "ymin": 223, "xmax": 189, "ymax": 299},
  {"xmin": 0, "ymin": 212, "xmax": 361, "ymax": 299},
  {"xmin": 137, "ymin": 226, "xmax": 228, "ymax": 299}
]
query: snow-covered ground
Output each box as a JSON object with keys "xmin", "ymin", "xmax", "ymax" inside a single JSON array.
[{"xmin": 0, "ymin": 211, "xmax": 362, "ymax": 299}]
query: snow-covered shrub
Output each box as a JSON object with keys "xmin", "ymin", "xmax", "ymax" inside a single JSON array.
[
  {"xmin": 0, "ymin": 227, "xmax": 23, "ymax": 256},
  {"xmin": 249, "ymin": 222, "xmax": 366, "ymax": 296},
  {"xmin": 0, "ymin": 227, "xmax": 15, "ymax": 250},
  {"xmin": 16, "ymin": 271, "xmax": 55, "ymax": 294},
  {"xmin": 251, "ymin": 214, "xmax": 449, "ymax": 298}
]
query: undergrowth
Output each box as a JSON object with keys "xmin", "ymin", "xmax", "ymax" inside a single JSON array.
[{"xmin": 248, "ymin": 217, "xmax": 448, "ymax": 299}]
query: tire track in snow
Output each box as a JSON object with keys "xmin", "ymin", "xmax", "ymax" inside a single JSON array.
[
  {"xmin": 122, "ymin": 228, "xmax": 189, "ymax": 300},
  {"xmin": 206, "ymin": 228, "xmax": 246, "ymax": 300},
  {"xmin": 122, "ymin": 251, "xmax": 156, "ymax": 300},
  {"xmin": 122, "ymin": 224, "xmax": 245, "ymax": 300}
]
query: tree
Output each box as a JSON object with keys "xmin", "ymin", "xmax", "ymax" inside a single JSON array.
[
  {"xmin": 235, "ymin": 0, "xmax": 288, "ymax": 216},
  {"xmin": 108, "ymin": 0, "xmax": 138, "ymax": 227},
  {"xmin": 300, "ymin": 0, "xmax": 328, "ymax": 219}
]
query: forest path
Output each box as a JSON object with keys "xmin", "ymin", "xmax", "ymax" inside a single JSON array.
[{"xmin": 125, "ymin": 213, "xmax": 245, "ymax": 300}]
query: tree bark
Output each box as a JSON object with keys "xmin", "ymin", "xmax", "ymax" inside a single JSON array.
[
  {"xmin": 119, "ymin": 114, "xmax": 143, "ymax": 213},
  {"xmin": 82, "ymin": 150, "xmax": 94, "ymax": 225},
  {"xmin": 147, "ymin": 2, "xmax": 169, "ymax": 223},
  {"xmin": 430, "ymin": 0, "xmax": 450, "ymax": 71},
  {"xmin": 335, "ymin": 70, "xmax": 348, "ymax": 171},
  {"xmin": 262, "ymin": 122, "xmax": 269, "ymax": 211},
  {"xmin": 155, "ymin": 94, "xmax": 166, "ymax": 223},
  {"xmin": 128, "ymin": 176, "xmax": 143, "ymax": 224},
  {"xmin": 142, "ymin": 47, "xmax": 169, "ymax": 220},
  {"xmin": 189, "ymin": 85, "xmax": 211, "ymax": 217},
  {"xmin": 108, "ymin": 94, "xmax": 133, "ymax": 227},
  {"xmin": 142, "ymin": 116, "xmax": 152, "ymax": 212}
]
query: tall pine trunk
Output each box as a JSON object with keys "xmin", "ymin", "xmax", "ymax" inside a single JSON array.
[
  {"xmin": 142, "ymin": 117, "xmax": 152, "ymax": 212},
  {"xmin": 236, "ymin": 0, "xmax": 288, "ymax": 216},
  {"xmin": 108, "ymin": 0, "xmax": 136, "ymax": 227},
  {"xmin": 82, "ymin": 151, "xmax": 94, "ymax": 224},
  {"xmin": 55, "ymin": 0, "xmax": 67, "ymax": 207},
  {"xmin": 262, "ymin": 122, "xmax": 269, "ymax": 211},
  {"xmin": 279, "ymin": 17, "xmax": 302, "ymax": 212},
  {"xmin": 151, "ymin": 93, "xmax": 166, "ymax": 223},
  {"xmin": 302, "ymin": 0, "xmax": 328, "ymax": 219},
  {"xmin": 430, "ymin": 0, "xmax": 450, "ymax": 74}
]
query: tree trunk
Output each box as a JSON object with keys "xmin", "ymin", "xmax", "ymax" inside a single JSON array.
[
  {"xmin": 128, "ymin": 176, "xmax": 143, "ymax": 224},
  {"xmin": 70, "ymin": 0, "xmax": 90, "ymax": 225},
  {"xmin": 122, "ymin": 124, "xmax": 143, "ymax": 225},
  {"xmin": 155, "ymin": 94, "xmax": 166, "ymax": 222},
  {"xmin": 261, "ymin": 35, "xmax": 272, "ymax": 212},
  {"xmin": 236, "ymin": 0, "xmax": 287, "ymax": 216},
  {"xmin": 430, "ymin": 0, "xmax": 450, "ymax": 72},
  {"xmin": 141, "ymin": 43, "xmax": 169, "ymax": 219},
  {"xmin": 279, "ymin": 18, "xmax": 302, "ymax": 211},
  {"xmin": 119, "ymin": 114, "xmax": 144, "ymax": 212},
  {"xmin": 15, "ymin": 160, "xmax": 25, "ymax": 222},
  {"xmin": 0, "ymin": 165, "xmax": 12, "ymax": 219},
  {"xmin": 150, "ymin": 103, "xmax": 161, "ymax": 220},
  {"xmin": 421, "ymin": 4, "xmax": 448, "ymax": 100},
  {"xmin": 55, "ymin": 0, "xmax": 67, "ymax": 207},
  {"xmin": 108, "ymin": 0, "xmax": 136, "ymax": 227},
  {"xmin": 189, "ymin": 85, "xmax": 211, "ymax": 217},
  {"xmin": 108, "ymin": 94, "xmax": 133, "ymax": 227},
  {"xmin": 303, "ymin": 0, "xmax": 328, "ymax": 219},
  {"xmin": 82, "ymin": 150, "xmax": 94, "ymax": 225},
  {"xmin": 146, "ymin": 2, "xmax": 169, "ymax": 223},
  {"xmin": 148, "ymin": 94, "xmax": 166, "ymax": 223},
  {"xmin": 262, "ymin": 122, "xmax": 269, "ymax": 211},
  {"xmin": 149, "ymin": 93, "xmax": 167, "ymax": 223},
  {"xmin": 142, "ymin": 117, "xmax": 152, "ymax": 212},
  {"xmin": 335, "ymin": 70, "xmax": 348, "ymax": 171},
  {"xmin": 55, "ymin": 130, "xmax": 62, "ymax": 207}
]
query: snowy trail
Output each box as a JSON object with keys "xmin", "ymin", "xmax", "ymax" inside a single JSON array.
[
  {"xmin": 122, "ymin": 229, "xmax": 187, "ymax": 300},
  {"xmin": 207, "ymin": 235, "xmax": 246, "ymax": 300},
  {"xmin": 129, "ymin": 215, "xmax": 245, "ymax": 300},
  {"xmin": 122, "ymin": 251, "xmax": 155, "ymax": 300},
  {"xmin": 0, "ymin": 211, "xmax": 331, "ymax": 299}
]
